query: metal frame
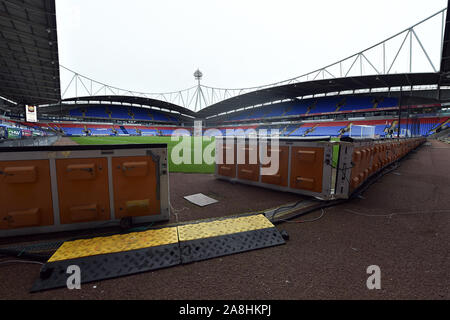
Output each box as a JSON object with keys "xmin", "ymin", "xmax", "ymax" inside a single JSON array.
[
  {"xmin": 215, "ymin": 138, "xmax": 335, "ymax": 200},
  {"xmin": 0, "ymin": 145, "xmax": 170, "ymax": 237},
  {"xmin": 215, "ymin": 137, "xmax": 425, "ymax": 201},
  {"xmin": 58, "ymin": 7, "xmax": 447, "ymax": 111},
  {"xmin": 334, "ymin": 142, "xmax": 353, "ymax": 199},
  {"xmin": 336, "ymin": 137, "xmax": 426, "ymax": 199}
]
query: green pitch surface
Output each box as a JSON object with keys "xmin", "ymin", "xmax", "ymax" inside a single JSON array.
[{"xmin": 71, "ymin": 136, "xmax": 216, "ymax": 174}]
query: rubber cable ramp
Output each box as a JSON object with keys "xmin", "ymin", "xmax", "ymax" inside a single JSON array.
[{"xmin": 31, "ymin": 214, "xmax": 285, "ymax": 292}]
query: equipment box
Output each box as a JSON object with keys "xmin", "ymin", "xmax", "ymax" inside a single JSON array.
[{"xmin": 0, "ymin": 144, "xmax": 170, "ymax": 238}]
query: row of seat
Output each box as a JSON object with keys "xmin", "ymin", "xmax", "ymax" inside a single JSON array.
[
  {"xmin": 211, "ymin": 117, "xmax": 448, "ymax": 138},
  {"xmin": 69, "ymin": 105, "xmax": 179, "ymax": 122},
  {"xmin": 228, "ymin": 96, "xmax": 399, "ymax": 121},
  {"xmin": 349, "ymin": 138, "xmax": 426, "ymax": 191}
]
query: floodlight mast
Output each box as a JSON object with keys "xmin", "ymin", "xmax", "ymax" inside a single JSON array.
[
  {"xmin": 193, "ymin": 69, "xmax": 207, "ymax": 111},
  {"xmin": 194, "ymin": 69, "xmax": 203, "ymax": 85}
]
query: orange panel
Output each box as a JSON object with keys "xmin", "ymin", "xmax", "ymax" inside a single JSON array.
[
  {"xmin": 350, "ymin": 148, "xmax": 362, "ymax": 189},
  {"xmin": 218, "ymin": 164, "xmax": 236, "ymax": 178},
  {"xmin": 112, "ymin": 156, "xmax": 160, "ymax": 218},
  {"xmin": 351, "ymin": 144, "xmax": 377, "ymax": 191},
  {"xmin": 290, "ymin": 147, "xmax": 324, "ymax": 193},
  {"xmin": 56, "ymin": 158, "xmax": 110, "ymax": 224},
  {"xmin": 237, "ymin": 143, "xmax": 259, "ymax": 182},
  {"xmin": 0, "ymin": 160, "xmax": 53, "ymax": 229},
  {"xmin": 218, "ymin": 143, "xmax": 236, "ymax": 178},
  {"xmin": 261, "ymin": 145, "xmax": 289, "ymax": 187}
]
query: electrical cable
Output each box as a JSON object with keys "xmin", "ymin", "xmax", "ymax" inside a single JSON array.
[
  {"xmin": 344, "ymin": 208, "xmax": 450, "ymax": 218},
  {"xmin": 0, "ymin": 248, "xmax": 51, "ymax": 262},
  {"xmin": 268, "ymin": 200, "xmax": 305, "ymax": 222},
  {"xmin": 276, "ymin": 208, "xmax": 326, "ymax": 224},
  {"xmin": 0, "ymin": 260, "xmax": 44, "ymax": 266},
  {"xmin": 170, "ymin": 202, "xmax": 189, "ymax": 224}
]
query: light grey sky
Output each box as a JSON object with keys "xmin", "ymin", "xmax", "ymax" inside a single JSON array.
[{"xmin": 56, "ymin": 0, "xmax": 447, "ymax": 94}]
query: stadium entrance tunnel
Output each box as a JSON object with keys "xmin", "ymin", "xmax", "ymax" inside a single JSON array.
[{"xmin": 31, "ymin": 214, "xmax": 285, "ymax": 292}]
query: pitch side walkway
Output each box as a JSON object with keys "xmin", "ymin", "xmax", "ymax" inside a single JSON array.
[{"xmin": 52, "ymin": 137, "xmax": 79, "ymax": 146}]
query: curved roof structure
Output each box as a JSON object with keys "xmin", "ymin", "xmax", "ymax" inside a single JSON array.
[
  {"xmin": 196, "ymin": 73, "xmax": 442, "ymax": 118},
  {"xmin": 61, "ymin": 95, "xmax": 197, "ymax": 117}
]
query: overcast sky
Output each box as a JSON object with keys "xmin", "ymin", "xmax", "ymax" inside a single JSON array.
[{"xmin": 56, "ymin": 0, "xmax": 448, "ymax": 94}]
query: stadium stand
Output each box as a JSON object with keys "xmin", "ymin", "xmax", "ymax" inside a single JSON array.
[
  {"xmin": 205, "ymin": 116, "xmax": 448, "ymax": 138},
  {"xmin": 225, "ymin": 95, "xmax": 400, "ymax": 122},
  {"xmin": 339, "ymin": 96, "xmax": 374, "ymax": 112},
  {"xmin": 47, "ymin": 122, "xmax": 183, "ymax": 137},
  {"xmin": 68, "ymin": 105, "xmax": 179, "ymax": 123},
  {"xmin": 0, "ymin": 117, "xmax": 51, "ymax": 139}
]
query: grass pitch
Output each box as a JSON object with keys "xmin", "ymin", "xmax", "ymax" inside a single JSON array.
[
  {"xmin": 71, "ymin": 136, "xmax": 216, "ymax": 174},
  {"xmin": 71, "ymin": 136, "xmax": 341, "ymax": 174}
]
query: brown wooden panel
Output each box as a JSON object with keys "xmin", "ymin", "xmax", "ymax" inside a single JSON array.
[
  {"xmin": 290, "ymin": 147, "xmax": 324, "ymax": 193},
  {"xmin": 217, "ymin": 143, "xmax": 236, "ymax": 178},
  {"xmin": 0, "ymin": 160, "xmax": 53, "ymax": 229},
  {"xmin": 237, "ymin": 143, "xmax": 259, "ymax": 182},
  {"xmin": 56, "ymin": 158, "xmax": 110, "ymax": 224},
  {"xmin": 112, "ymin": 156, "xmax": 160, "ymax": 218},
  {"xmin": 261, "ymin": 145, "xmax": 289, "ymax": 187}
]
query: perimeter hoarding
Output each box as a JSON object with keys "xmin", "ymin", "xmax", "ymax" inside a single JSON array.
[{"xmin": 6, "ymin": 127, "xmax": 21, "ymax": 139}]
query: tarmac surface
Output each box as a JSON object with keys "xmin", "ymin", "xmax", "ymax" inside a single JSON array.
[
  {"xmin": 51, "ymin": 137, "xmax": 79, "ymax": 146},
  {"xmin": 0, "ymin": 139, "xmax": 449, "ymax": 299}
]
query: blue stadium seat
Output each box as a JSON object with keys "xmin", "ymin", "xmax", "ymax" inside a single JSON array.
[
  {"xmin": 309, "ymin": 97, "xmax": 340, "ymax": 114},
  {"xmin": 378, "ymin": 98, "xmax": 398, "ymax": 108},
  {"xmin": 340, "ymin": 97, "xmax": 374, "ymax": 111},
  {"xmin": 289, "ymin": 126, "xmax": 312, "ymax": 136},
  {"xmin": 309, "ymin": 126, "xmax": 341, "ymax": 136},
  {"xmin": 69, "ymin": 109, "xmax": 83, "ymax": 117},
  {"xmin": 63, "ymin": 127, "xmax": 85, "ymax": 136},
  {"xmin": 109, "ymin": 106, "xmax": 132, "ymax": 120},
  {"xmin": 263, "ymin": 103, "xmax": 290, "ymax": 118},
  {"xmin": 84, "ymin": 106, "xmax": 108, "ymax": 118},
  {"xmin": 69, "ymin": 105, "xmax": 178, "ymax": 123},
  {"xmin": 126, "ymin": 129, "xmax": 138, "ymax": 135},
  {"xmin": 133, "ymin": 108, "xmax": 152, "ymax": 121},
  {"xmin": 283, "ymin": 102, "xmax": 309, "ymax": 116}
]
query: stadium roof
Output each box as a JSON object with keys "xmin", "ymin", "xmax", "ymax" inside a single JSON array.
[
  {"xmin": 0, "ymin": 0, "xmax": 60, "ymax": 106},
  {"xmin": 196, "ymin": 73, "xmax": 442, "ymax": 118},
  {"xmin": 441, "ymin": 5, "xmax": 450, "ymax": 83},
  {"xmin": 0, "ymin": 0, "xmax": 447, "ymax": 119},
  {"xmin": 55, "ymin": 95, "xmax": 197, "ymax": 117}
]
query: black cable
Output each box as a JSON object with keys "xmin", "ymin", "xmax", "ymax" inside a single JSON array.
[
  {"xmin": 0, "ymin": 260, "xmax": 44, "ymax": 266},
  {"xmin": 0, "ymin": 249, "xmax": 50, "ymax": 262},
  {"xmin": 269, "ymin": 200, "xmax": 305, "ymax": 222},
  {"xmin": 272, "ymin": 148, "xmax": 415, "ymax": 225},
  {"xmin": 277, "ymin": 208, "xmax": 326, "ymax": 224}
]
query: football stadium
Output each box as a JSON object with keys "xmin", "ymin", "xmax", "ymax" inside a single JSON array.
[{"xmin": 0, "ymin": 0, "xmax": 449, "ymax": 301}]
